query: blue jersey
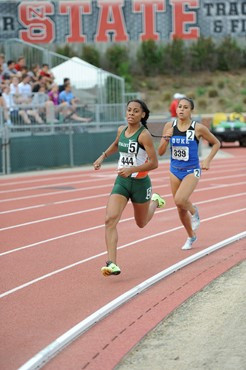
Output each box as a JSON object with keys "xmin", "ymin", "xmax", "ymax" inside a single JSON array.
[{"xmin": 170, "ymin": 120, "xmax": 200, "ymax": 170}]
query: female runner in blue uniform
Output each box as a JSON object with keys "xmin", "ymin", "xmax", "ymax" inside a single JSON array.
[
  {"xmin": 93, "ymin": 100, "xmax": 165, "ymax": 276},
  {"xmin": 158, "ymin": 97, "xmax": 220, "ymax": 250}
]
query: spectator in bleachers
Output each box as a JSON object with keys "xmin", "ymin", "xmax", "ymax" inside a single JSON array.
[
  {"xmin": 59, "ymin": 77, "xmax": 70, "ymax": 93},
  {"xmin": 18, "ymin": 74, "xmax": 32, "ymax": 101},
  {"xmin": 2, "ymin": 84, "xmax": 32, "ymax": 125},
  {"xmin": 10, "ymin": 75, "xmax": 20, "ymax": 95},
  {"xmin": 32, "ymin": 84, "xmax": 56, "ymax": 123},
  {"xmin": 32, "ymin": 75, "xmax": 47, "ymax": 93},
  {"xmin": 0, "ymin": 54, "xmax": 7, "ymax": 72},
  {"xmin": 39, "ymin": 63, "xmax": 54, "ymax": 88},
  {"xmin": 14, "ymin": 56, "xmax": 26, "ymax": 72},
  {"xmin": 59, "ymin": 82, "xmax": 91, "ymax": 122},
  {"xmin": 19, "ymin": 65, "xmax": 29, "ymax": 79},
  {"xmin": 48, "ymin": 83, "xmax": 72, "ymax": 122},
  {"xmin": 0, "ymin": 64, "xmax": 4, "ymax": 90},
  {"xmin": 0, "ymin": 90, "xmax": 9, "ymax": 124},
  {"xmin": 2, "ymin": 60, "xmax": 18, "ymax": 80},
  {"xmin": 28, "ymin": 63, "xmax": 40, "ymax": 84}
]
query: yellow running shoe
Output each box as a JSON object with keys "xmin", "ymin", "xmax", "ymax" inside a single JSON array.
[
  {"xmin": 101, "ymin": 261, "xmax": 121, "ymax": 276},
  {"xmin": 151, "ymin": 193, "xmax": 166, "ymax": 208}
]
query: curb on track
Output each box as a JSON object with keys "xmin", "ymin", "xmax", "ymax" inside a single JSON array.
[{"xmin": 19, "ymin": 231, "xmax": 246, "ymax": 370}]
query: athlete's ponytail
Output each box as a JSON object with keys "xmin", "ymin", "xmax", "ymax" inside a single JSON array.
[{"xmin": 127, "ymin": 99, "xmax": 150, "ymax": 129}]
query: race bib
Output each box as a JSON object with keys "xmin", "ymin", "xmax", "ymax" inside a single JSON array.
[
  {"xmin": 172, "ymin": 146, "xmax": 189, "ymax": 161},
  {"xmin": 186, "ymin": 130, "xmax": 195, "ymax": 141},
  {"xmin": 118, "ymin": 152, "xmax": 136, "ymax": 168}
]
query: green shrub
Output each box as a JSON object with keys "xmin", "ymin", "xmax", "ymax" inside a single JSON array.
[
  {"xmin": 162, "ymin": 92, "xmax": 172, "ymax": 101},
  {"xmin": 137, "ymin": 40, "xmax": 162, "ymax": 76},
  {"xmin": 196, "ymin": 87, "xmax": 206, "ymax": 96},
  {"xmin": 233, "ymin": 104, "xmax": 243, "ymax": 113},
  {"xmin": 105, "ymin": 44, "xmax": 129, "ymax": 74},
  {"xmin": 190, "ymin": 37, "xmax": 217, "ymax": 71},
  {"xmin": 162, "ymin": 38, "xmax": 187, "ymax": 74},
  {"xmin": 218, "ymin": 80, "xmax": 225, "ymax": 89},
  {"xmin": 55, "ymin": 44, "xmax": 75, "ymax": 58},
  {"xmin": 197, "ymin": 99, "xmax": 207, "ymax": 109},
  {"xmin": 240, "ymin": 89, "xmax": 246, "ymax": 96},
  {"xmin": 81, "ymin": 45, "xmax": 100, "ymax": 67},
  {"xmin": 216, "ymin": 36, "xmax": 244, "ymax": 71},
  {"xmin": 208, "ymin": 89, "xmax": 218, "ymax": 98},
  {"xmin": 218, "ymin": 97, "xmax": 227, "ymax": 106}
]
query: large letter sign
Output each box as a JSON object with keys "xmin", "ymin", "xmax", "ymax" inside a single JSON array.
[
  {"xmin": 18, "ymin": 1, "xmax": 55, "ymax": 43},
  {"xmin": 133, "ymin": 0, "xmax": 166, "ymax": 41},
  {"xmin": 59, "ymin": 1, "xmax": 91, "ymax": 43},
  {"xmin": 95, "ymin": 0, "xmax": 128, "ymax": 42},
  {"xmin": 170, "ymin": 0, "xmax": 199, "ymax": 39}
]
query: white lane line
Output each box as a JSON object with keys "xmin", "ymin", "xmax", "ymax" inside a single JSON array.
[
  {"xmin": 0, "ymin": 173, "xmax": 245, "ymax": 204},
  {"xmin": 1, "ymin": 177, "xmax": 245, "ymax": 215},
  {"xmin": 0, "ymin": 193, "xmax": 245, "ymax": 257},
  {"xmin": 0, "ymin": 160, "xmax": 244, "ymax": 189},
  {"xmin": 0, "ymin": 184, "xmax": 245, "ymax": 231},
  {"xmin": 18, "ymin": 231, "xmax": 246, "ymax": 370},
  {"xmin": 0, "ymin": 166, "xmax": 243, "ymax": 195},
  {"xmin": 0, "ymin": 193, "xmax": 111, "ymax": 215},
  {"xmin": 1, "ymin": 208, "xmax": 245, "ymax": 299}
]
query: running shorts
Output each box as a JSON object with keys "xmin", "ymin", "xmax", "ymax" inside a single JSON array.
[
  {"xmin": 170, "ymin": 166, "xmax": 201, "ymax": 181},
  {"xmin": 111, "ymin": 175, "xmax": 152, "ymax": 203}
]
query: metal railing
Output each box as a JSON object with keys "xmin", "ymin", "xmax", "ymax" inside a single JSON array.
[{"xmin": 2, "ymin": 39, "xmax": 125, "ymax": 106}]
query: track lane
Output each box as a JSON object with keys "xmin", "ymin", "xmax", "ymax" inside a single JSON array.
[
  {"xmin": 0, "ymin": 179, "xmax": 245, "ymax": 251},
  {"xmin": 0, "ymin": 147, "xmax": 245, "ymax": 369}
]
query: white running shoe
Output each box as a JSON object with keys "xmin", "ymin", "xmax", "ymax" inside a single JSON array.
[
  {"xmin": 181, "ymin": 236, "xmax": 197, "ymax": 250},
  {"xmin": 191, "ymin": 206, "xmax": 200, "ymax": 231}
]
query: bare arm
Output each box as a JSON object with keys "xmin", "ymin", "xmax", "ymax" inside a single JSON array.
[
  {"xmin": 93, "ymin": 125, "xmax": 125, "ymax": 170},
  {"xmin": 158, "ymin": 122, "xmax": 173, "ymax": 156},
  {"xmin": 196, "ymin": 123, "xmax": 221, "ymax": 170}
]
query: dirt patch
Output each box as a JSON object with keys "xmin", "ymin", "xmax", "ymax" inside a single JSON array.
[
  {"xmin": 115, "ymin": 260, "xmax": 246, "ymax": 370},
  {"xmin": 135, "ymin": 70, "xmax": 246, "ymax": 116}
]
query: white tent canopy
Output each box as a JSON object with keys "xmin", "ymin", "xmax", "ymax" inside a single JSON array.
[{"xmin": 51, "ymin": 57, "xmax": 99, "ymax": 90}]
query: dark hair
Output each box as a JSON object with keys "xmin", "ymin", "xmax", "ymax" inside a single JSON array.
[
  {"xmin": 179, "ymin": 97, "xmax": 194, "ymax": 110},
  {"xmin": 127, "ymin": 99, "xmax": 150, "ymax": 129}
]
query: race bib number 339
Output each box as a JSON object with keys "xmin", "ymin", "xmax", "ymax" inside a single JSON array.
[{"xmin": 172, "ymin": 146, "xmax": 189, "ymax": 161}]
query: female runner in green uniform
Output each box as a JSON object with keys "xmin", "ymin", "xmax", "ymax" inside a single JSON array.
[{"xmin": 93, "ymin": 100, "xmax": 165, "ymax": 276}]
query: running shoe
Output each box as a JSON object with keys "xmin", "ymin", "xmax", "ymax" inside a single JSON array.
[
  {"xmin": 181, "ymin": 236, "xmax": 197, "ymax": 250},
  {"xmin": 151, "ymin": 193, "xmax": 166, "ymax": 208},
  {"xmin": 101, "ymin": 261, "xmax": 121, "ymax": 276},
  {"xmin": 191, "ymin": 205, "xmax": 200, "ymax": 231}
]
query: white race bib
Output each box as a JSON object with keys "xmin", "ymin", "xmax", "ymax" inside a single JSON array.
[
  {"xmin": 118, "ymin": 152, "xmax": 137, "ymax": 168},
  {"xmin": 172, "ymin": 146, "xmax": 189, "ymax": 161}
]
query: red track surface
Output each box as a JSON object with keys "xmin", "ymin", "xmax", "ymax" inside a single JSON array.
[{"xmin": 0, "ymin": 147, "xmax": 245, "ymax": 370}]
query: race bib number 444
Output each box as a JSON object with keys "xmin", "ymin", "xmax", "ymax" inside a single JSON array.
[
  {"xmin": 172, "ymin": 146, "xmax": 189, "ymax": 161},
  {"xmin": 119, "ymin": 152, "xmax": 136, "ymax": 168}
]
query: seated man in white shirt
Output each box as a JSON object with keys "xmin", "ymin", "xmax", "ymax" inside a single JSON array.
[
  {"xmin": 2, "ymin": 84, "xmax": 31, "ymax": 125},
  {"xmin": 18, "ymin": 74, "xmax": 32, "ymax": 102}
]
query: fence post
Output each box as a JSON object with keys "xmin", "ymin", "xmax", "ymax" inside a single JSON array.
[{"xmin": 69, "ymin": 123, "xmax": 74, "ymax": 167}]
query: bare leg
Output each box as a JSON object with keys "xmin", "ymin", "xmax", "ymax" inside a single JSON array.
[
  {"xmin": 170, "ymin": 173, "xmax": 199, "ymax": 238},
  {"xmin": 132, "ymin": 199, "xmax": 158, "ymax": 228},
  {"xmin": 27, "ymin": 109, "xmax": 44, "ymax": 124},
  {"xmin": 105, "ymin": 194, "xmax": 128, "ymax": 264},
  {"xmin": 18, "ymin": 110, "xmax": 31, "ymax": 124},
  {"xmin": 70, "ymin": 113, "xmax": 91, "ymax": 122}
]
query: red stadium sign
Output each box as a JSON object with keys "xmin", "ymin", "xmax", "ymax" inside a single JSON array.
[{"xmin": 0, "ymin": 0, "xmax": 245, "ymax": 44}]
